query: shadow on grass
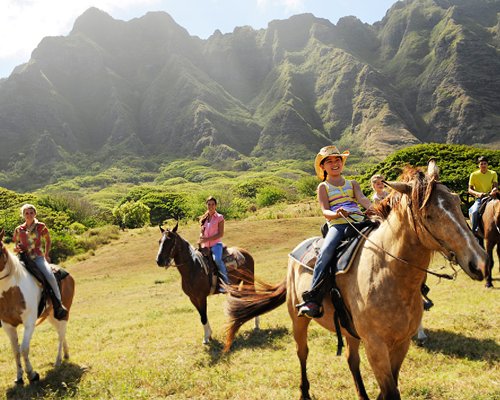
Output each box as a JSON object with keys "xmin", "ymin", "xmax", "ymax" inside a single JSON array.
[
  {"xmin": 202, "ymin": 327, "xmax": 290, "ymax": 365},
  {"xmin": 5, "ymin": 362, "xmax": 88, "ymax": 400},
  {"xmin": 417, "ymin": 329, "xmax": 500, "ymax": 362}
]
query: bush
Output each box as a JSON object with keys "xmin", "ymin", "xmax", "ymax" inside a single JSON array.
[
  {"xmin": 113, "ymin": 201, "xmax": 150, "ymax": 229},
  {"xmin": 140, "ymin": 192, "xmax": 188, "ymax": 225},
  {"xmin": 256, "ymin": 186, "xmax": 287, "ymax": 207},
  {"xmin": 296, "ymin": 176, "xmax": 318, "ymax": 197}
]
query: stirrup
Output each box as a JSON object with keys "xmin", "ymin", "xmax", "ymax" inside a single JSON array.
[{"xmin": 297, "ymin": 301, "xmax": 323, "ymax": 318}]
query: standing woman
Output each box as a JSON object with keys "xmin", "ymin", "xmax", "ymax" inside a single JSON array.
[
  {"xmin": 198, "ymin": 196, "xmax": 229, "ymax": 290},
  {"xmin": 13, "ymin": 204, "xmax": 68, "ymax": 320},
  {"xmin": 297, "ymin": 146, "xmax": 373, "ymax": 318}
]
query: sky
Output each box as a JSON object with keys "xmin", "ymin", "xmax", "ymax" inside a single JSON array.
[{"xmin": 0, "ymin": 0, "xmax": 397, "ymax": 79}]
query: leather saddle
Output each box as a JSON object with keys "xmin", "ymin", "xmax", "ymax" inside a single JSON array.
[{"xmin": 18, "ymin": 252, "xmax": 69, "ymax": 317}]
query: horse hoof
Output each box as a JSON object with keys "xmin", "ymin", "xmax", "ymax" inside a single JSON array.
[
  {"xmin": 14, "ymin": 378, "xmax": 24, "ymax": 385},
  {"xmin": 416, "ymin": 338, "xmax": 427, "ymax": 347},
  {"xmin": 485, "ymin": 282, "xmax": 493, "ymax": 289},
  {"xmin": 29, "ymin": 372, "xmax": 40, "ymax": 383}
]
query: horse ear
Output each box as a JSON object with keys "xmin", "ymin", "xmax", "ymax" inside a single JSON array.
[
  {"xmin": 384, "ymin": 181, "xmax": 412, "ymax": 196},
  {"xmin": 173, "ymin": 222, "xmax": 178, "ymax": 232},
  {"xmin": 427, "ymin": 158, "xmax": 439, "ymax": 181},
  {"xmin": 159, "ymin": 226, "xmax": 165, "ymax": 233}
]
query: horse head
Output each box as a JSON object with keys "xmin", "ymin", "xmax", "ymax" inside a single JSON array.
[
  {"xmin": 156, "ymin": 222, "xmax": 179, "ymax": 268},
  {"xmin": 385, "ymin": 159, "xmax": 486, "ymax": 281}
]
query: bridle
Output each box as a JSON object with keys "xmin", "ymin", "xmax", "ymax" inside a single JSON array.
[
  {"xmin": 160, "ymin": 231, "xmax": 178, "ymax": 267},
  {"xmin": 342, "ymin": 187, "xmax": 456, "ymax": 280}
]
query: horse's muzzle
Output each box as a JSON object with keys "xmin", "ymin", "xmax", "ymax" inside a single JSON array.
[{"xmin": 469, "ymin": 261, "xmax": 485, "ymax": 281}]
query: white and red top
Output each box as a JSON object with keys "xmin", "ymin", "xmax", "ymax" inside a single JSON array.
[{"xmin": 201, "ymin": 212, "xmax": 224, "ymax": 248}]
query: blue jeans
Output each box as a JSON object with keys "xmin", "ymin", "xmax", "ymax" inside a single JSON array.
[
  {"xmin": 310, "ymin": 223, "xmax": 348, "ymax": 290},
  {"xmin": 469, "ymin": 198, "xmax": 482, "ymax": 232},
  {"xmin": 34, "ymin": 256, "xmax": 62, "ymax": 301},
  {"xmin": 211, "ymin": 243, "xmax": 229, "ymax": 284}
]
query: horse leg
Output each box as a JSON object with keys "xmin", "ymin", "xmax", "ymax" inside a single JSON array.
[
  {"xmin": 416, "ymin": 320, "xmax": 428, "ymax": 346},
  {"xmin": 484, "ymin": 240, "xmax": 493, "ymax": 288},
  {"xmin": 364, "ymin": 337, "xmax": 400, "ymax": 400},
  {"xmin": 19, "ymin": 321, "xmax": 39, "ymax": 382},
  {"xmin": 289, "ymin": 311, "xmax": 312, "ymax": 400},
  {"xmin": 389, "ymin": 339, "xmax": 411, "ymax": 390},
  {"xmin": 2, "ymin": 323, "xmax": 24, "ymax": 384},
  {"xmin": 253, "ymin": 316, "xmax": 260, "ymax": 330},
  {"xmin": 48, "ymin": 317, "xmax": 69, "ymax": 366},
  {"xmin": 345, "ymin": 336, "xmax": 369, "ymax": 400},
  {"xmin": 191, "ymin": 297, "xmax": 212, "ymax": 345}
]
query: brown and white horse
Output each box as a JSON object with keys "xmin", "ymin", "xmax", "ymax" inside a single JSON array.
[
  {"xmin": 224, "ymin": 161, "xmax": 487, "ymax": 400},
  {"xmin": 482, "ymin": 195, "xmax": 500, "ymax": 288},
  {"xmin": 0, "ymin": 229, "xmax": 75, "ymax": 384},
  {"xmin": 156, "ymin": 223, "xmax": 259, "ymax": 344}
]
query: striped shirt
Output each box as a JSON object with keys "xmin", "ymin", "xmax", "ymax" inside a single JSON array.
[{"xmin": 325, "ymin": 180, "xmax": 364, "ymax": 225}]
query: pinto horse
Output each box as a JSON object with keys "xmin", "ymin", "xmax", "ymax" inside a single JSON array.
[
  {"xmin": 0, "ymin": 229, "xmax": 75, "ymax": 384},
  {"xmin": 224, "ymin": 161, "xmax": 487, "ymax": 400},
  {"xmin": 481, "ymin": 195, "xmax": 500, "ymax": 288},
  {"xmin": 156, "ymin": 223, "xmax": 259, "ymax": 344}
]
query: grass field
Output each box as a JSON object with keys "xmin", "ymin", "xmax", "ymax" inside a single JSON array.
[{"xmin": 0, "ymin": 217, "xmax": 498, "ymax": 399}]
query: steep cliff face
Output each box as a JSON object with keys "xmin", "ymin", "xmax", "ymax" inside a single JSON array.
[{"xmin": 0, "ymin": 0, "xmax": 498, "ymax": 171}]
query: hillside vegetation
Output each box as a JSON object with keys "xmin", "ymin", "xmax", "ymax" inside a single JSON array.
[
  {"xmin": 1, "ymin": 143, "xmax": 499, "ymax": 263},
  {"xmin": 1, "ymin": 0, "xmax": 500, "ymax": 190},
  {"xmin": 0, "ymin": 220, "xmax": 497, "ymax": 399}
]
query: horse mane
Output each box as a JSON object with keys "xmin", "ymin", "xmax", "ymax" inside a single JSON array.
[
  {"xmin": 4, "ymin": 249, "xmax": 27, "ymax": 281},
  {"xmin": 372, "ymin": 166, "xmax": 435, "ymax": 221}
]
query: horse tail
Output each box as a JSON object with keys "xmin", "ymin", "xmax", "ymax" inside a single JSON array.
[{"xmin": 224, "ymin": 278, "xmax": 287, "ymax": 352}]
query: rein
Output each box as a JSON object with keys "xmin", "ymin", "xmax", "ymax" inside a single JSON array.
[{"xmin": 341, "ymin": 213, "xmax": 455, "ymax": 280}]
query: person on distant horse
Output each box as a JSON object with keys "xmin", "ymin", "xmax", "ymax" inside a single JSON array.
[
  {"xmin": 12, "ymin": 204, "xmax": 68, "ymax": 320},
  {"xmin": 198, "ymin": 196, "xmax": 229, "ymax": 291},
  {"xmin": 370, "ymin": 174, "xmax": 389, "ymax": 205},
  {"xmin": 297, "ymin": 146, "xmax": 373, "ymax": 318},
  {"xmin": 468, "ymin": 156, "xmax": 498, "ymax": 235}
]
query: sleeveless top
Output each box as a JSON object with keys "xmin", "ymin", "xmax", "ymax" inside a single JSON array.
[{"xmin": 325, "ymin": 180, "xmax": 364, "ymax": 226}]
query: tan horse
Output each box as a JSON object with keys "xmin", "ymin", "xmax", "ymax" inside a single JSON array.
[
  {"xmin": 224, "ymin": 161, "xmax": 487, "ymax": 400},
  {"xmin": 156, "ymin": 222, "xmax": 259, "ymax": 344},
  {"xmin": 0, "ymin": 229, "xmax": 75, "ymax": 384},
  {"xmin": 482, "ymin": 195, "xmax": 500, "ymax": 288}
]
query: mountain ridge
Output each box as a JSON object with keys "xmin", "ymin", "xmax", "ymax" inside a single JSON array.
[{"xmin": 0, "ymin": 0, "xmax": 499, "ymax": 176}]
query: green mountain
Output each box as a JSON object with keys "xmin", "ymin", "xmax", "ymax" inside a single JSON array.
[{"xmin": 0, "ymin": 0, "xmax": 499, "ymax": 177}]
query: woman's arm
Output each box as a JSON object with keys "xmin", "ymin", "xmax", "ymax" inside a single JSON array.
[
  {"xmin": 352, "ymin": 180, "xmax": 373, "ymax": 210},
  {"xmin": 43, "ymin": 228, "xmax": 51, "ymax": 261}
]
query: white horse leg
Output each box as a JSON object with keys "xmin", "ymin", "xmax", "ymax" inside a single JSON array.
[
  {"xmin": 202, "ymin": 322, "xmax": 212, "ymax": 345},
  {"xmin": 416, "ymin": 321, "xmax": 428, "ymax": 346},
  {"xmin": 20, "ymin": 321, "xmax": 39, "ymax": 382},
  {"xmin": 3, "ymin": 323, "xmax": 24, "ymax": 384},
  {"xmin": 49, "ymin": 317, "xmax": 69, "ymax": 366},
  {"xmin": 253, "ymin": 316, "xmax": 260, "ymax": 330}
]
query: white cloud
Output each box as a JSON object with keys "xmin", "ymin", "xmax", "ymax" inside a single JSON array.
[
  {"xmin": 0, "ymin": 0, "xmax": 159, "ymax": 61},
  {"xmin": 256, "ymin": 0, "xmax": 305, "ymax": 14}
]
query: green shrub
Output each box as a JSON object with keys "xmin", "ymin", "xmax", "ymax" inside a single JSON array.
[
  {"xmin": 140, "ymin": 192, "xmax": 188, "ymax": 225},
  {"xmin": 113, "ymin": 201, "xmax": 150, "ymax": 229},
  {"xmin": 256, "ymin": 186, "xmax": 287, "ymax": 207},
  {"xmin": 295, "ymin": 176, "xmax": 318, "ymax": 197}
]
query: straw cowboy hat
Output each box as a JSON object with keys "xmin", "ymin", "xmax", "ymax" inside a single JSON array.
[{"xmin": 314, "ymin": 145, "xmax": 350, "ymax": 180}]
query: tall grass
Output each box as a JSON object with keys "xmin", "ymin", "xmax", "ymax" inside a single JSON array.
[{"xmin": 0, "ymin": 218, "xmax": 498, "ymax": 399}]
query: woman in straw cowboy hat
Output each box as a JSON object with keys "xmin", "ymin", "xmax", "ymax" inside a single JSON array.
[{"xmin": 297, "ymin": 145, "xmax": 373, "ymax": 318}]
